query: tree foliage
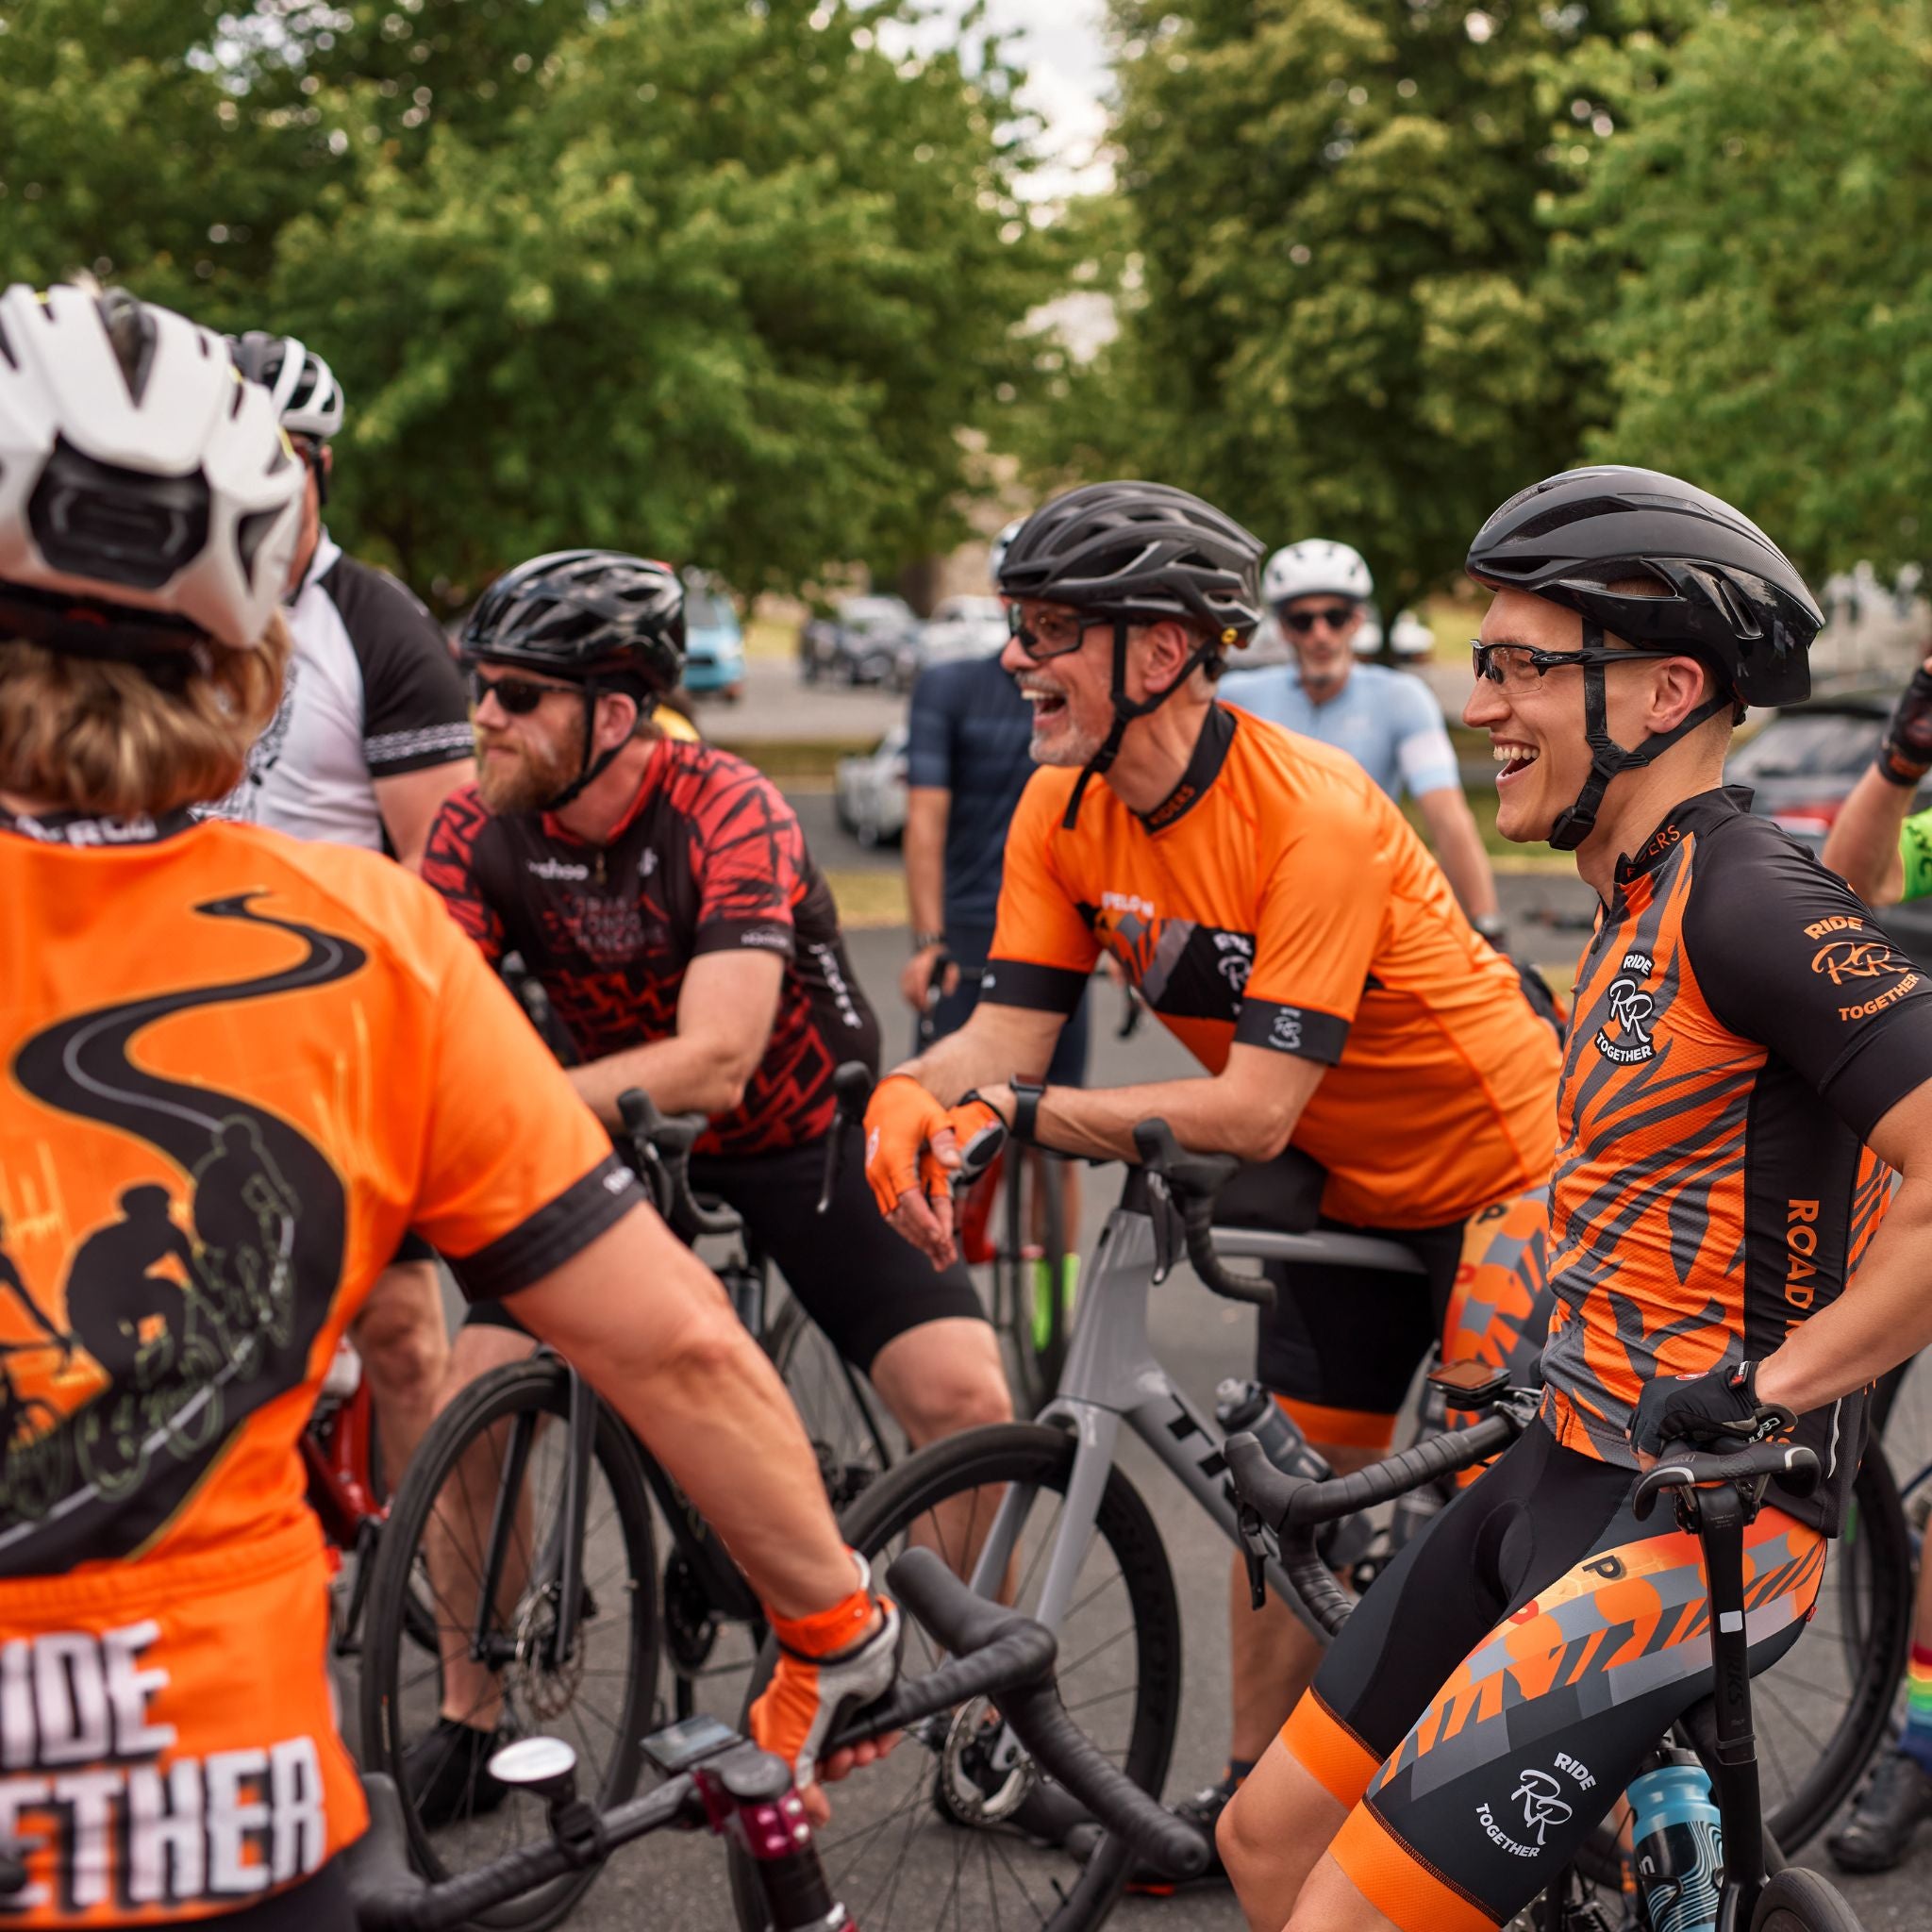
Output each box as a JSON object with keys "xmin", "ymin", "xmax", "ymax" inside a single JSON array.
[
  {"xmin": 1560, "ymin": 0, "xmax": 1932, "ymax": 578},
  {"xmin": 0, "ymin": 0, "xmax": 1052, "ymax": 603}
]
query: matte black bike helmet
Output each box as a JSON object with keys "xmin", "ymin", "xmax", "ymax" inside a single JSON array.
[
  {"xmin": 1467, "ymin": 465, "xmax": 1823, "ymax": 851},
  {"xmin": 997, "ymin": 480, "xmax": 1265, "ymax": 824},
  {"xmin": 460, "ymin": 549, "xmax": 688, "ymax": 809}
]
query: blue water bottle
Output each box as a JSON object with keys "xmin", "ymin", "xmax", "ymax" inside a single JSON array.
[{"xmin": 1627, "ymin": 1761, "xmax": 1723, "ymax": 1932}]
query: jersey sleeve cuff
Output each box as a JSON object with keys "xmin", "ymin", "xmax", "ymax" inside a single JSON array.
[
  {"xmin": 979, "ymin": 958, "xmax": 1090, "ymax": 1016},
  {"xmin": 691, "ymin": 919, "xmax": 796, "ymax": 959},
  {"xmin": 365, "ymin": 722, "xmax": 479, "ymax": 776},
  {"xmin": 447, "ymin": 1153, "xmax": 642, "ymax": 1303},
  {"xmin": 1234, "ymin": 997, "xmax": 1349, "ymax": 1064}
]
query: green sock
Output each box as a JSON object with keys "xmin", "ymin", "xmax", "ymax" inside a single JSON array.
[{"xmin": 1030, "ymin": 1253, "xmax": 1080, "ymax": 1351}]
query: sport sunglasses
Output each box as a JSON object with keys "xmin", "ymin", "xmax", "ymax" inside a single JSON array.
[
  {"xmin": 467, "ymin": 666, "xmax": 572, "ymax": 715},
  {"xmin": 1006, "ymin": 603, "xmax": 1108, "ymax": 660},
  {"xmin": 1280, "ymin": 605, "xmax": 1357, "ymax": 635},
  {"xmin": 1470, "ymin": 641, "xmax": 1680, "ymax": 689}
]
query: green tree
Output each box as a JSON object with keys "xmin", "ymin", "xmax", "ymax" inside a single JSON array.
[
  {"xmin": 1032, "ymin": 0, "xmax": 1629, "ymax": 604},
  {"xmin": 1560, "ymin": 0, "xmax": 1932, "ymax": 578}
]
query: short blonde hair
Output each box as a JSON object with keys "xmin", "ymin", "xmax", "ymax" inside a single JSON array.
[{"xmin": 0, "ymin": 610, "xmax": 291, "ymax": 816}]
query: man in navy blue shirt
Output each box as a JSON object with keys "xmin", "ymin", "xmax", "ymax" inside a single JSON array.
[{"xmin": 900, "ymin": 538, "xmax": 1091, "ymax": 1291}]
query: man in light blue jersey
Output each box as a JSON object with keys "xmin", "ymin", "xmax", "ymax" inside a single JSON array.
[{"xmin": 1223, "ymin": 540, "xmax": 1504, "ymax": 941}]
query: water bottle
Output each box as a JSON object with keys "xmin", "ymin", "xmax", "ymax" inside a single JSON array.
[
  {"xmin": 1627, "ymin": 1760, "xmax": 1722, "ymax": 1932},
  {"xmin": 1215, "ymin": 1380, "xmax": 1372, "ymax": 1569}
]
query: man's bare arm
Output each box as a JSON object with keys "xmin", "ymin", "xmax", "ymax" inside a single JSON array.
[
  {"xmin": 899, "ymin": 786, "xmax": 952, "ymax": 1011},
  {"xmin": 893, "ymin": 998, "xmax": 1067, "ymax": 1108},
  {"xmin": 569, "ymin": 949, "xmax": 784, "ymax": 1129},
  {"xmin": 1415, "ymin": 786, "xmax": 1501, "ymax": 925},
  {"xmin": 1755, "ymin": 1081, "xmax": 1932, "ymax": 1415},
  {"xmin": 508, "ymin": 1206, "xmax": 856, "ymax": 1617},
  {"xmin": 1820, "ymin": 764, "xmax": 1914, "ymax": 906},
  {"xmin": 375, "ymin": 758, "xmax": 477, "ymax": 874}
]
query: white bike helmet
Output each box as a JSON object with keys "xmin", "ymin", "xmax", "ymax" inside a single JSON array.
[
  {"xmin": 1261, "ymin": 539, "xmax": 1374, "ymax": 609},
  {"xmin": 988, "ymin": 516, "xmax": 1024, "ymax": 589},
  {"xmin": 0, "ymin": 283, "xmax": 304, "ymax": 651},
  {"xmin": 1388, "ymin": 609, "xmax": 1435, "ymax": 660},
  {"xmin": 230, "ymin": 331, "xmax": 344, "ymax": 441}
]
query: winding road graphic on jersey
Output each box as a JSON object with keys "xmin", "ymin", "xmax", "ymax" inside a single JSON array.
[{"xmin": 0, "ymin": 895, "xmax": 363, "ymax": 1570}]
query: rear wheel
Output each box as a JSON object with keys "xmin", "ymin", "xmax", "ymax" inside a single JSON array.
[
  {"xmin": 729, "ymin": 1423, "xmax": 1183, "ymax": 1932},
  {"xmin": 1751, "ymin": 1866, "xmax": 1867, "ymax": 1930}
]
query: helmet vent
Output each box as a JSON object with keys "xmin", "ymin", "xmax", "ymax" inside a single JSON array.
[{"xmin": 28, "ymin": 438, "xmax": 211, "ymax": 592}]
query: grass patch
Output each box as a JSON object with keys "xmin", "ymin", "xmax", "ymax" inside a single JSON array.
[
  {"xmin": 709, "ymin": 736, "xmax": 874, "ymax": 778},
  {"xmin": 743, "ymin": 615, "xmax": 799, "ymax": 662},
  {"xmin": 823, "ymin": 869, "xmax": 907, "ymax": 928}
]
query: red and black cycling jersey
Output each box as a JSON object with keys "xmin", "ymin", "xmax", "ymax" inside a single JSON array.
[{"xmin": 423, "ymin": 741, "xmax": 878, "ymax": 1155}]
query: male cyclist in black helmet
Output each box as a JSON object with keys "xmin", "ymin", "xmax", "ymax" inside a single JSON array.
[
  {"xmin": 864, "ymin": 478, "xmax": 1561, "ymax": 1876},
  {"xmin": 415, "ymin": 550, "xmax": 1008, "ymax": 1820},
  {"xmin": 1219, "ymin": 466, "xmax": 1932, "ymax": 1932}
]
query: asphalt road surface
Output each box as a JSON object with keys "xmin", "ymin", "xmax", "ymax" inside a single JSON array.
[{"xmin": 334, "ymin": 767, "xmax": 1927, "ymax": 1932}]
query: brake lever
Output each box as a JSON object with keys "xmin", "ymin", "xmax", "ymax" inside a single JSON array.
[
  {"xmin": 1144, "ymin": 1167, "xmax": 1184, "ymax": 1285},
  {"xmin": 817, "ymin": 1061, "xmax": 877, "ymax": 1215}
]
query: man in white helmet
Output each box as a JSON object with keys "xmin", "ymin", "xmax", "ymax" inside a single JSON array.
[
  {"xmin": 213, "ymin": 331, "xmax": 479, "ymax": 1498},
  {"xmin": 1223, "ymin": 541, "xmax": 1506, "ymax": 944}
]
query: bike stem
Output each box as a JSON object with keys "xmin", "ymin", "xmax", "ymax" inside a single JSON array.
[{"xmin": 1693, "ymin": 1481, "xmax": 1765, "ymax": 1928}]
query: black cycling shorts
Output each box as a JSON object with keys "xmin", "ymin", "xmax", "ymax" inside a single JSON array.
[
  {"xmin": 1283, "ymin": 1420, "xmax": 1824, "ymax": 1930},
  {"xmin": 1215, "ymin": 1153, "xmax": 1463, "ymax": 1452},
  {"xmin": 467, "ymin": 1121, "xmax": 985, "ymax": 1373},
  {"xmin": 390, "ymin": 1230, "xmax": 437, "ymax": 1267}
]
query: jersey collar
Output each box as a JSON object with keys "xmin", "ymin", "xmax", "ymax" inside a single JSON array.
[
  {"xmin": 539, "ymin": 737, "xmax": 670, "ymax": 848},
  {"xmin": 0, "ymin": 806, "xmax": 200, "ymax": 848},
  {"xmin": 1138, "ymin": 702, "xmax": 1236, "ymax": 834},
  {"xmin": 289, "ymin": 528, "xmax": 341, "ymax": 605},
  {"xmin": 1612, "ymin": 785, "xmax": 1753, "ymax": 886}
]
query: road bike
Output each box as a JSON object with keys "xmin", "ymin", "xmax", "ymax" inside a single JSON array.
[
  {"xmin": 1226, "ymin": 1402, "xmax": 1872, "ymax": 1929},
  {"xmin": 0, "ymin": 1553, "xmax": 1207, "ymax": 1931},
  {"xmin": 729, "ymin": 1118, "xmax": 1907, "ymax": 1932}
]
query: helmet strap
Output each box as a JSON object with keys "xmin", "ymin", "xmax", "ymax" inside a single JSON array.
[
  {"xmin": 1547, "ymin": 623, "xmax": 1732, "ymax": 854},
  {"xmin": 1059, "ymin": 620, "xmax": 1219, "ymax": 830},
  {"xmin": 541, "ymin": 677, "xmax": 631, "ymax": 813}
]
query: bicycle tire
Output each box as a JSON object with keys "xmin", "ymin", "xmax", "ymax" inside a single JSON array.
[
  {"xmin": 362, "ymin": 1402, "xmax": 441, "ymax": 1658},
  {"xmin": 1750, "ymin": 1865, "xmax": 1866, "ymax": 1931},
  {"xmin": 1758, "ymin": 1444, "xmax": 1911, "ymax": 1850},
  {"xmin": 762, "ymin": 1295, "xmax": 901, "ymax": 1507},
  {"xmin": 727, "ymin": 1422, "xmax": 1183, "ymax": 1932},
  {"xmin": 358, "ymin": 1355, "xmax": 658, "ymax": 1932}
]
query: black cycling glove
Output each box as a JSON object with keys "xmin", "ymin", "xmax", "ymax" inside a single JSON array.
[
  {"xmin": 1875, "ymin": 662, "xmax": 1932, "ymax": 786},
  {"xmin": 1629, "ymin": 1359, "xmax": 1790, "ymax": 1457}
]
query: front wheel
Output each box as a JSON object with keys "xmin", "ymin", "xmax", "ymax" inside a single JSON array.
[
  {"xmin": 1751, "ymin": 1866, "xmax": 1867, "ymax": 1930},
  {"xmin": 729, "ymin": 1422, "xmax": 1183, "ymax": 1932},
  {"xmin": 989, "ymin": 1153, "xmax": 1071, "ymax": 1416}
]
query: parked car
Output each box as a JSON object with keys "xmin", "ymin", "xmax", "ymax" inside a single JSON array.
[
  {"xmin": 897, "ymin": 594, "xmax": 1008, "ymax": 686},
  {"xmin": 834, "ymin": 724, "xmax": 909, "ymax": 848},
  {"xmin": 681, "ymin": 576, "xmax": 744, "ymax": 700},
  {"xmin": 1724, "ymin": 688, "xmax": 1932, "ymax": 957},
  {"xmin": 800, "ymin": 594, "xmax": 920, "ymax": 686}
]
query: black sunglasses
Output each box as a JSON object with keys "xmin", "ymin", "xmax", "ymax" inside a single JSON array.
[
  {"xmin": 1470, "ymin": 640, "xmax": 1680, "ymax": 688},
  {"xmin": 1006, "ymin": 603, "xmax": 1106, "ymax": 660},
  {"xmin": 1281, "ymin": 605, "xmax": 1358, "ymax": 635},
  {"xmin": 467, "ymin": 666, "xmax": 570, "ymax": 715}
]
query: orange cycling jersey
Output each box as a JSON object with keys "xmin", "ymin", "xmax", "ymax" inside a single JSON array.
[
  {"xmin": 1541, "ymin": 787, "xmax": 1932, "ymax": 1532},
  {"xmin": 984, "ymin": 705, "xmax": 1559, "ymax": 1227},
  {"xmin": 0, "ymin": 807, "xmax": 638, "ymax": 1925}
]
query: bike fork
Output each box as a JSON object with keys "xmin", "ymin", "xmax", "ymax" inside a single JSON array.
[{"xmin": 1696, "ymin": 1483, "xmax": 1764, "ymax": 1932}]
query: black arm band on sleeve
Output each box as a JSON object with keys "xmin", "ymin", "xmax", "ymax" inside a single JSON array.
[
  {"xmin": 1233, "ymin": 997, "xmax": 1350, "ymax": 1065},
  {"xmin": 980, "ymin": 958, "xmax": 1090, "ymax": 1016}
]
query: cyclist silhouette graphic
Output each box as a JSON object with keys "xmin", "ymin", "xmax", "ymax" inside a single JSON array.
[
  {"xmin": 191, "ymin": 1116, "xmax": 303, "ymax": 1355},
  {"xmin": 62, "ymin": 1185, "xmax": 199, "ymax": 1380}
]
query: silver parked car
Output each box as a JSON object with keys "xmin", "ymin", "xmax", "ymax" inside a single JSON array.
[{"xmin": 834, "ymin": 724, "xmax": 909, "ymax": 849}]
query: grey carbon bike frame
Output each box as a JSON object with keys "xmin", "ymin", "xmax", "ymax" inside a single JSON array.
[{"xmin": 960, "ymin": 1183, "xmax": 1426, "ymax": 1646}]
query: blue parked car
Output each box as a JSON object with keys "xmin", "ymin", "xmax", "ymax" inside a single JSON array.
[{"xmin": 682, "ymin": 575, "xmax": 745, "ymax": 700}]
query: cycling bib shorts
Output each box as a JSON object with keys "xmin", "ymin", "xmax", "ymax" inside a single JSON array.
[{"xmin": 1285, "ymin": 1421, "xmax": 1823, "ymax": 1930}]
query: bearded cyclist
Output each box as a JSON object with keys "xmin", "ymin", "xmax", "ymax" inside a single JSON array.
[
  {"xmin": 1218, "ymin": 465, "xmax": 1932, "ymax": 1932},
  {"xmin": 0, "ymin": 283, "xmax": 893, "ymax": 1930},
  {"xmin": 218, "ymin": 331, "xmax": 476, "ymax": 1503},
  {"xmin": 1815, "ymin": 656, "xmax": 1932, "ymax": 1873},
  {"xmin": 866, "ymin": 479, "xmax": 1560, "ymax": 1880},
  {"xmin": 1220, "ymin": 539, "xmax": 1504, "ymax": 941},
  {"xmin": 412, "ymin": 550, "xmax": 1008, "ymax": 1817}
]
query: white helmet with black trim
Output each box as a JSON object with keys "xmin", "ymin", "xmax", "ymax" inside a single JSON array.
[
  {"xmin": 0, "ymin": 283, "xmax": 304, "ymax": 652},
  {"xmin": 230, "ymin": 331, "xmax": 344, "ymax": 441},
  {"xmin": 1388, "ymin": 609, "xmax": 1435, "ymax": 660},
  {"xmin": 1261, "ymin": 539, "xmax": 1373, "ymax": 609},
  {"xmin": 988, "ymin": 517, "xmax": 1024, "ymax": 589}
]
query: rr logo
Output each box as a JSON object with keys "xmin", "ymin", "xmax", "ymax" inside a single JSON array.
[{"xmin": 1512, "ymin": 1768, "xmax": 1574, "ymax": 1845}]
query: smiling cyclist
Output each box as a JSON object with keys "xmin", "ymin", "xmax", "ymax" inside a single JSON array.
[
  {"xmin": 0, "ymin": 284, "xmax": 893, "ymax": 1930},
  {"xmin": 863, "ymin": 478, "xmax": 1560, "ymax": 1878},
  {"xmin": 1218, "ymin": 465, "xmax": 1932, "ymax": 1932}
]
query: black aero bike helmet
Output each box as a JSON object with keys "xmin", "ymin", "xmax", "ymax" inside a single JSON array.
[
  {"xmin": 1466, "ymin": 464, "xmax": 1823, "ymax": 851},
  {"xmin": 459, "ymin": 549, "xmax": 688, "ymax": 810},
  {"xmin": 997, "ymin": 480, "xmax": 1266, "ymax": 826}
]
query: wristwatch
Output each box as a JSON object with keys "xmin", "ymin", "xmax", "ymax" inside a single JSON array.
[
  {"xmin": 913, "ymin": 930, "xmax": 946, "ymax": 952},
  {"xmin": 1010, "ymin": 1080, "xmax": 1046, "ymax": 1144}
]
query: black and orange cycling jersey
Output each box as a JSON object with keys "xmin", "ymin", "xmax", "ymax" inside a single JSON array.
[
  {"xmin": 1540, "ymin": 786, "xmax": 1932, "ymax": 1532},
  {"xmin": 983, "ymin": 703, "xmax": 1560, "ymax": 1228},
  {"xmin": 0, "ymin": 807, "xmax": 636, "ymax": 1926},
  {"xmin": 422, "ymin": 741, "xmax": 878, "ymax": 1156}
]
